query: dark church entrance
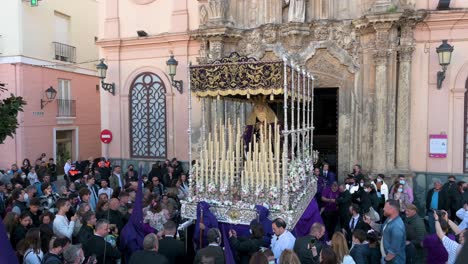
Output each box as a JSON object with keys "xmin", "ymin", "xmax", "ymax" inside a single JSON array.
[{"xmin": 313, "ymin": 88, "xmax": 338, "ymax": 172}]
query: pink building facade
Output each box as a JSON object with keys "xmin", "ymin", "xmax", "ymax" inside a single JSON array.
[
  {"xmin": 0, "ymin": 64, "xmax": 101, "ymax": 170},
  {"xmin": 410, "ymin": 2, "xmax": 468, "ymax": 206},
  {"xmin": 96, "ymin": 0, "xmax": 199, "ymax": 170}
]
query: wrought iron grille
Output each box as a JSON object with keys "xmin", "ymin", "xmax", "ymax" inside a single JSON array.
[
  {"xmin": 56, "ymin": 99, "xmax": 76, "ymax": 117},
  {"xmin": 53, "ymin": 42, "xmax": 76, "ymax": 63},
  {"xmin": 130, "ymin": 72, "xmax": 167, "ymax": 158}
]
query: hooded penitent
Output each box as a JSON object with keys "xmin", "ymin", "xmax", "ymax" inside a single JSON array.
[
  {"xmin": 250, "ymin": 204, "xmax": 273, "ymax": 246},
  {"xmin": 194, "ymin": 201, "xmax": 219, "ymax": 249}
]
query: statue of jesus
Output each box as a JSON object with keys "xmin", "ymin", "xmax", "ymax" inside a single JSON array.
[{"xmin": 284, "ymin": 0, "xmax": 306, "ymax": 23}]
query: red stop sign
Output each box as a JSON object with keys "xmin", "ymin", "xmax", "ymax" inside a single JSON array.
[{"xmin": 100, "ymin": 129, "xmax": 113, "ymax": 144}]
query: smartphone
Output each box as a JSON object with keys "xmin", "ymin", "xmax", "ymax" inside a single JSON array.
[{"xmin": 88, "ymin": 255, "xmax": 96, "ymax": 264}]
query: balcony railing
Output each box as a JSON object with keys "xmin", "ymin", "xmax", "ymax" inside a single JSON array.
[
  {"xmin": 53, "ymin": 42, "xmax": 76, "ymax": 63},
  {"xmin": 56, "ymin": 99, "xmax": 76, "ymax": 117}
]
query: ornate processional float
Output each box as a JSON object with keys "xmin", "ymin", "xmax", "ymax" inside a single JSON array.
[{"xmin": 182, "ymin": 52, "xmax": 319, "ymax": 229}]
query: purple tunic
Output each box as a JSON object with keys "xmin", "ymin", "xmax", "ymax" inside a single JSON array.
[
  {"xmin": 422, "ymin": 233, "xmax": 456, "ymax": 264},
  {"xmin": 321, "ymin": 187, "xmax": 339, "ymax": 212}
]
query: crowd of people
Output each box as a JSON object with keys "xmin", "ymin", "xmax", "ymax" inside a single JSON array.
[
  {"xmin": 0, "ymin": 155, "xmax": 189, "ymax": 264},
  {"xmin": 1, "ymin": 156, "xmax": 467, "ymax": 264}
]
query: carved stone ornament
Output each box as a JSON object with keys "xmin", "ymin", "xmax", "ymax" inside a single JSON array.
[
  {"xmin": 200, "ymin": 5, "xmax": 209, "ymax": 26},
  {"xmin": 128, "ymin": 0, "xmax": 156, "ymax": 4},
  {"xmin": 399, "ymin": 46, "xmax": 415, "ymax": 62},
  {"xmin": 373, "ymin": 50, "xmax": 391, "ymax": 65}
]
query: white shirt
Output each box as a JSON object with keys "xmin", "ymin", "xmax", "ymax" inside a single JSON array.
[
  {"xmin": 27, "ymin": 172, "xmax": 39, "ymax": 184},
  {"xmin": 64, "ymin": 163, "xmax": 71, "ymax": 175},
  {"xmin": 53, "ymin": 214, "xmax": 75, "ymax": 239},
  {"xmin": 271, "ymin": 230, "xmax": 296, "ymax": 259},
  {"xmin": 341, "ymin": 255, "xmax": 356, "ymax": 264},
  {"xmin": 98, "ymin": 187, "xmax": 113, "ymax": 199},
  {"xmin": 346, "ymin": 184, "xmax": 359, "ymax": 194},
  {"xmin": 24, "ymin": 248, "xmax": 44, "ymax": 264},
  {"xmin": 442, "ymin": 236, "xmax": 461, "ymax": 264},
  {"xmin": 456, "ymin": 208, "xmax": 468, "ymax": 230},
  {"xmin": 371, "ymin": 181, "xmax": 389, "ymax": 201}
]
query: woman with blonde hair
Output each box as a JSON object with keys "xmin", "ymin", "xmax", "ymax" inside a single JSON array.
[
  {"xmin": 331, "ymin": 232, "xmax": 356, "ymax": 264},
  {"xmin": 279, "ymin": 249, "xmax": 301, "ymax": 264}
]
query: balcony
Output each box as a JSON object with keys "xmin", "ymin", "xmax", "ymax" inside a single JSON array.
[
  {"xmin": 56, "ymin": 99, "xmax": 76, "ymax": 118},
  {"xmin": 53, "ymin": 42, "xmax": 76, "ymax": 63}
]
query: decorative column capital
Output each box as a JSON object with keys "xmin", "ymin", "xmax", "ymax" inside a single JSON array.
[
  {"xmin": 398, "ymin": 46, "xmax": 415, "ymax": 62},
  {"xmin": 373, "ymin": 50, "xmax": 391, "ymax": 65}
]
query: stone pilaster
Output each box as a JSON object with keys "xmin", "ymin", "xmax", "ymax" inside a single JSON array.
[
  {"xmin": 372, "ymin": 49, "xmax": 391, "ymax": 173},
  {"xmin": 395, "ymin": 46, "xmax": 414, "ymax": 171},
  {"xmin": 371, "ymin": 21, "xmax": 393, "ymax": 174}
]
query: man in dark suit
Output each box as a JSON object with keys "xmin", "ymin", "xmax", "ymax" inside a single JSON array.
[
  {"xmin": 321, "ymin": 163, "xmax": 336, "ymax": 186},
  {"xmin": 294, "ymin": 223, "xmax": 325, "ymax": 264},
  {"xmin": 343, "ymin": 204, "xmax": 369, "ymax": 245},
  {"xmin": 229, "ymin": 223, "xmax": 264, "ymax": 264},
  {"xmin": 158, "ymin": 220, "xmax": 185, "ymax": 264},
  {"xmin": 129, "ymin": 233, "xmax": 169, "ymax": 264},
  {"xmin": 194, "ymin": 228, "xmax": 225, "ymax": 264},
  {"xmin": 336, "ymin": 184, "xmax": 352, "ymax": 231},
  {"xmin": 83, "ymin": 219, "xmax": 121, "ymax": 264}
]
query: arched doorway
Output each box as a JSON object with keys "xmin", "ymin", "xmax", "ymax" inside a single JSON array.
[{"xmin": 129, "ymin": 72, "xmax": 167, "ymax": 158}]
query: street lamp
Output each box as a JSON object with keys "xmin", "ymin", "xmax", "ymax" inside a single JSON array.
[
  {"xmin": 436, "ymin": 40, "xmax": 454, "ymax": 89},
  {"xmin": 96, "ymin": 59, "xmax": 115, "ymax": 95},
  {"xmin": 166, "ymin": 55, "xmax": 183, "ymax": 94},
  {"xmin": 40, "ymin": 86, "xmax": 57, "ymax": 109}
]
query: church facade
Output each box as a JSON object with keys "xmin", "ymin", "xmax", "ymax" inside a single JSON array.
[{"xmin": 97, "ymin": 0, "xmax": 468, "ymax": 202}]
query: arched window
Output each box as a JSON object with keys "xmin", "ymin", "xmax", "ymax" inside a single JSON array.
[{"xmin": 129, "ymin": 72, "xmax": 167, "ymax": 158}]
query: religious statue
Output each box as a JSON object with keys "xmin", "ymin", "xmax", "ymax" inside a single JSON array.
[{"xmin": 284, "ymin": 0, "xmax": 306, "ymax": 23}]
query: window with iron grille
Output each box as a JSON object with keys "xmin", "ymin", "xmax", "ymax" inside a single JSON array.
[{"xmin": 130, "ymin": 72, "xmax": 167, "ymax": 159}]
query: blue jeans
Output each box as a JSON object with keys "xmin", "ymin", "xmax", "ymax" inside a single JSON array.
[{"xmin": 426, "ymin": 211, "xmax": 436, "ymax": 234}]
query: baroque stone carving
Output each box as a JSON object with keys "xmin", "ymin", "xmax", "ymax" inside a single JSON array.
[
  {"xmin": 200, "ymin": 5, "xmax": 209, "ymax": 26},
  {"xmin": 208, "ymin": 0, "xmax": 228, "ymax": 24},
  {"xmin": 398, "ymin": 46, "xmax": 414, "ymax": 62}
]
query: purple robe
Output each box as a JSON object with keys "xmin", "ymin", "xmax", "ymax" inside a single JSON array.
[
  {"xmin": 119, "ymin": 174, "xmax": 145, "ymax": 263},
  {"xmin": 0, "ymin": 216, "xmax": 19, "ymax": 264},
  {"xmin": 194, "ymin": 202, "xmax": 219, "ymax": 249}
]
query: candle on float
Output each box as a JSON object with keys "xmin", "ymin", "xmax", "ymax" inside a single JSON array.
[
  {"xmin": 228, "ymin": 121, "xmax": 232, "ymax": 187},
  {"xmin": 208, "ymin": 133, "xmax": 213, "ymax": 184},
  {"xmin": 204, "ymin": 142, "xmax": 208, "ymax": 188},
  {"xmin": 275, "ymin": 120, "xmax": 280, "ymax": 189},
  {"xmin": 221, "ymin": 122, "xmax": 225, "ymax": 177},
  {"xmin": 268, "ymin": 123, "xmax": 273, "ymax": 189}
]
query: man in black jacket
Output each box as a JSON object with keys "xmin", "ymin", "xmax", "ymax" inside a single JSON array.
[
  {"xmin": 77, "ymin": 211, "xmax": 96, "ymax": 245},
  {"xmin": 83, "ymin": 219, "xmax": 121, "ymax": 264},
  {"xmin": 229, "ymin": 223, "xmax": 264, "ymax": 264},
  {"xmin": 158, "ymin": 220, "xmax": 185, "ymax": 264},
  {"xmin": 42, "ymin": 237, "xmax": 69, "ymax": 264},
  {"xmin": 293, "ymin": 223, "xmax": 325, "ymax": 264},
  {"xmin": 426, "ymin": 178, "xmax": 449, "ymax": 233},
  {"xmin": 337, "ymin": 184, "xmax": 352, "ymax": 230},
  {"xmin": 129, "ymin": 233, "xmax": 169, "ymax": 264},
  {"xmin": 343, "ymin": 204, "xmax": 369, "ymax": 245},
  {"xmin": 349, "ymin": 229, "xmax": 370, "ymax": 264},
  {"xmin": 194, "ymin": 228, "xmax": 225, "ymax": 264}
]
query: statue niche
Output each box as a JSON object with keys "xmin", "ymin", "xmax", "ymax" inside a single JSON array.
[{"xmin": 284, "ymin": 0, "xmax": 306, "ymax": 23}]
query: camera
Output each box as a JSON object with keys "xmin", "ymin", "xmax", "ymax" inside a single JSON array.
[{"xmin": 432, "ymin": 209, "xmax": 446, "ymax": 218}]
